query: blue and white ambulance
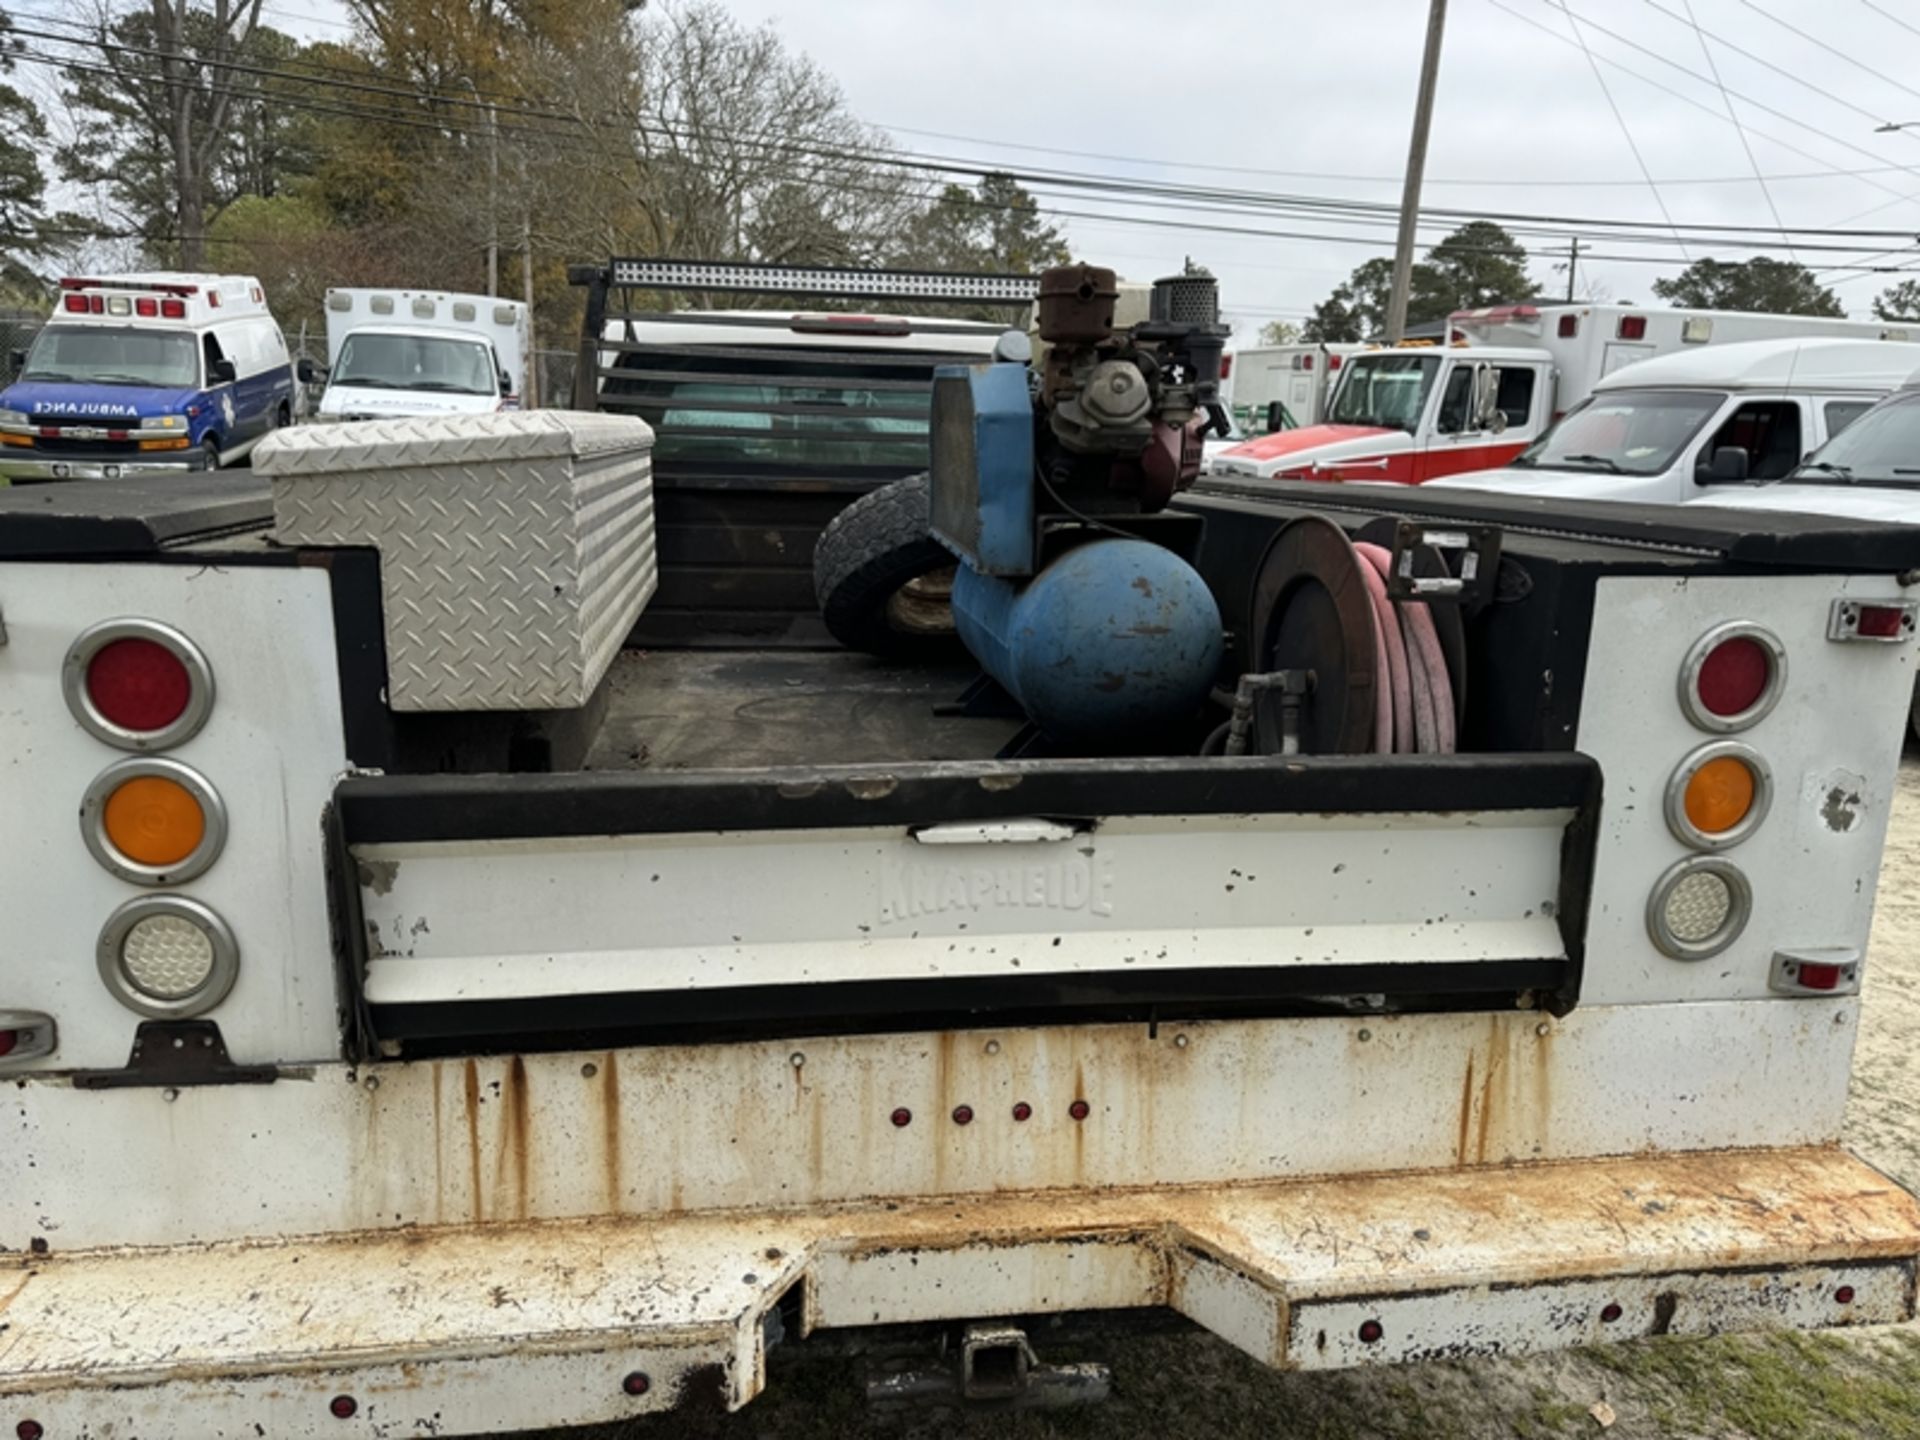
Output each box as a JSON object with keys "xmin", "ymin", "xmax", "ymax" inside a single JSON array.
[{"xmin": 0, "ymin": 273, "xmax": 295, "ymax": 482}]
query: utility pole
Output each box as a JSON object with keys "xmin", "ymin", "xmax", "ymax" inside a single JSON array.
[
  {"xmin": 522, "ymin": 212, "xmax": 538, "ymax": 409},
  {"xmin": 486, "ymin": 99, "xmax": 500, "ymax": 298},
  {"xmin": 1385, "ymin": 0, "xmax": 1448, "ymax": 344},
  {"xmin": 1566, "ymin": 236, "xmax": 1581, "ymax": 302}
]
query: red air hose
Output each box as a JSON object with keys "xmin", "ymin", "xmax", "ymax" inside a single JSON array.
[{"xmin": 1354, "ymin": 541, "xmax": 1456, "ymax": 754}]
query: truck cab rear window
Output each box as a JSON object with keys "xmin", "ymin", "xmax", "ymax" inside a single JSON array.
[{"xmin": 628, "ymin": 374, "xmax": 932, "ymax": 468}]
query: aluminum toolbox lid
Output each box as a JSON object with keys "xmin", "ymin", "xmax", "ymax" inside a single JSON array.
[{"xmin": 252, "ymin": 410, "xmax": 652, "ymax": 478}]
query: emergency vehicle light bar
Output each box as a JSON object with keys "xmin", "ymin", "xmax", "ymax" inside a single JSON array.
[
  {"xmin": 60, "ymin": 277, "xmax": 200, "ymax": 297},
  {"xmin": 597, "ymin": 257, "xmax": 1039, "ymax": 306}
]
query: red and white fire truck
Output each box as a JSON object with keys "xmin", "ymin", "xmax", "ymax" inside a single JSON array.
[{"xmin": 1209, "ymin": 302, "xmax": 1916, "ymax": 485}]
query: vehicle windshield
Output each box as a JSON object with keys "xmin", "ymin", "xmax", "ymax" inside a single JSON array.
[
  {"xmin": 1325, "ymin": 354, "xmax": 1439, "ymax": 431},
  {"xmin": 1511, "ymin": 389, "xmax": 1727, "ymax": 476},
  {"xmin": 333, "ymin": 333, "xmax": 497, "ymax": 395},
  {"xmin": 19, "ymin": 325, "xmax": 198, "ymax": 388},
  {"xmin": 1788, "ymin": 390, "xmax": 1920, "ymax": 488}
]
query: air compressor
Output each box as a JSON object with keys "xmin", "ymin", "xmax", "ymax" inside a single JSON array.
[{"xmin": 929, "ymin": 265, "xmax": 1233, "ymax": 744}]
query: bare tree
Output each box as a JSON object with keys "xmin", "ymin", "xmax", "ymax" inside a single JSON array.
[{"xmin": 146, "ymin": 0, "xmax": 266, "ymax": 266}]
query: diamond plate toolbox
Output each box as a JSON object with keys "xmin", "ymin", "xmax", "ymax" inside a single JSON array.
[{"xmin": 256, "ymin": 411, "xmax": 657, "ymax": 712}]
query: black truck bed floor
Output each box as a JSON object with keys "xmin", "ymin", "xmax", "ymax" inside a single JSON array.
[{"xmin": 584, "ymin": 649, "xmax": 1018, "ymax": 771}]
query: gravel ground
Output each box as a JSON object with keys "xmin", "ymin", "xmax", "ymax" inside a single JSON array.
[{"xmin": 524, "ymin": 761, "xmax": 1920, "ymax": 1440}]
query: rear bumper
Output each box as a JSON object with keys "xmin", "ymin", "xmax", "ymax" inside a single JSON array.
[{"xmin": 3, "ymin": 1146, "xmax": 1915, "ymax": 1437}]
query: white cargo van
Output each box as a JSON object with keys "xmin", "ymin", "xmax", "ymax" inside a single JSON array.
[
  {"xmin": 1432, "ymin": 338, "xmax": 1920, "ymax": 503},
  {"xmin": 307, "ymin": 289, "xmax": 529, "ymax": 421}
]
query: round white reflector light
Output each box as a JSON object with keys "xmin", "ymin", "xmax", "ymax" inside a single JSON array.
[
  {"xmin": 1647, "ymin": 855, "xmax": 1752, "ymax": 961},
  {"xmin": 97, "ymin": 896, "xmax": 238, "ymax": 1018}
]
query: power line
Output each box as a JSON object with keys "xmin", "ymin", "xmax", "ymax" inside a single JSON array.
[
  {"xmin": 1858, "ymin": 0, "xmax": 1920, "ymax": 43},
  {"xmin": 1635, "ymin": 0, "xmax": 1920, "ymax": 137},
  {"xmin": 1678, "ymin": 0, "xmax": 1795, "ymax": 264},
  {"xmin": 1555, "ymin": 0, "xmax": 1689, "ymax": 261},
  {"xmin": 1732, "ymin": 0, "xmax": 1920, "ymax": 108},
  {"xmin": 23, "ymin": 14, "xmax": 1920, "ymax": 256},
  {"xmin": 1545, "ymin": 0, "xmax": 1920, "ymax": 184},
  {"xmin": 1484, "ymin": 0, "xmax": 1918, "ymax": 207}
]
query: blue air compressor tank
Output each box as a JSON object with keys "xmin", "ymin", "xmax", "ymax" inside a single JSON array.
[{"xmin": 952, "ymin": 539, "xmax": 1225, "ymax": 742}]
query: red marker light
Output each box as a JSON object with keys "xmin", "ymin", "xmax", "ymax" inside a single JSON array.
[
  {"xmin": 1011, "ymin": 1101, "xmax": 1032, "ymax": 1122},
  {"xmin": 1558, "ymin": 314, "xmax": 1579, "ymax": 338},
  {"xmin": 1618, "ymin": 315, "xmax": 1647, "ymax": 340},
  {"xmin": 0, "ymin": 1030, "xmax": 17, "ymax": 1058},
  {"xmin": 1835, "ymin": 1285, "xmax": 1856, "ymax": 1305},
  {"xmin": 136, "ymin": 297, "xmax": 158, "ymax": 317},
  {"xmin": 890, "ymin": 1107, "xmax": 912, "ymax": 1128},
  {"xmin": 1857, "ymin": 605, "xmax": 1907, "ymax": 639},
  {"xmin": 1600, "ymin": 1302, "xmax": 1623, "ymax": 1323},
  {"xmin": 951, "ymin": 1105, "xmax": 974, "ymax": 1126},
  {"xmin": 622, "ymin": 1370, "xmax": 652, "ymax": 1397},
  {"xmin": 18, "ymin": 1421, "xmax": 45, "ymax": 1440},
  {"xmin": 1358, "ymin": 1319, "xmax": 1384, "ymax": 1344},
  {"xmin": 1068, "ymin": 1099, "xmax": 1090, "ymax": 1121},
  {"xmin": 1798, "ymin": 963, "xmax": 1844, "ymax": 992},
  {"xmin": 86, "ymin": 637, "xmax": 192, "ymax": 732},
  {"xmin": 328, "ymin": 1394, "xmax": 357, "ymax": 1419},
  {"xmin": 160, "ymin": 299, "xmax": 186, "ymax": 319}
]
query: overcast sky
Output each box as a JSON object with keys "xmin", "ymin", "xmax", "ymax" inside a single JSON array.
[{"xmin": 85, "ymin": 0, "xmax": 1920, "ymax": 337}]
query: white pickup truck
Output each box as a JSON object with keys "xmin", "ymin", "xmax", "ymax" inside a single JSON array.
[{"xmin": 3, "ymin": 260, "xmax": 1920, "ymax": 1438}]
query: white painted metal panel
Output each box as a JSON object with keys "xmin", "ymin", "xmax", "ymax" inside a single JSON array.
[
  {"xmin": 357, "ymin": 809, "xmax": 1572, "ymax": 1004},
  {"xmin": 0, "ymin": 562, "xmax": 346, "ymax": 1069},
  {"xmin": 259, "ymin": 411, "xmax": 656, "ymax": 711},
  {"xmin": 4, "ymin": 1002, "xmax": 1857, "ymax": 1250},
  {"xmin": 1289, "ymin": 1262, "xmax": 1908, "ymax": 1370},
  {"xmin": 1576, "ymin": 573, "xmax": 1916, "ymax": 1006}
]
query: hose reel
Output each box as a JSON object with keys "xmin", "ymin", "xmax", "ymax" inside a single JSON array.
[{"xmin": 1239, "ymin": 516, "xmax": 1470, "ymax": 756}]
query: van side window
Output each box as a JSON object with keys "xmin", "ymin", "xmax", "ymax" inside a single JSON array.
[
  {"xmin": 204, "ymin": 333, "xmax": 228, "ymax": 380},
  {"xmin": 1702, "ymin": 400, "xmax": 1802, "ymax": 481},
  {"xmin": 1824, "ymin": 399, "xmax": 1875, "ymax": 439},
  {"xmin": 1494, "ymin": 368, "xmax": 1535, "ymax": 428},
  {"xmin": 1435, "ymin": 367, "xmax": 1472, "ymax": 433}
]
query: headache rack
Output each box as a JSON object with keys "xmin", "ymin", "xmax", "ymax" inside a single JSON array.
[{"xmin": 567, "ymin": 258, "xmax": 1037, "ymax": 648}]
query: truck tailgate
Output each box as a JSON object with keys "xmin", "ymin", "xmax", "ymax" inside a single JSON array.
[{"xmin": 335, "ymin": 754, "xmax": 1599, "ymax": 1043}]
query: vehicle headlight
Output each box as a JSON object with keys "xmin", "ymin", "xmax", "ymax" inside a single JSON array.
[
  {"xmin": 0, "ymin": 409, "xmax": 26, "ymax": 427},
  {"xmin": 140, "ymin": 415, "xmax": 186, "ymax": 431}
]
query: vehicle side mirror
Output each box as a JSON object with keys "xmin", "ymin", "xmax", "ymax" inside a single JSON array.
[
  {"xmin": 1266, "ymin": 400, "xmax": 1284, "ymax": 434},
  {"xmin": 209, "ymin": 358, "xmax": 237, "ymax": 385},
  {"xmin": 1470, "ymin": 365, "xmax": 1506, "ymax": 432},
  {"xmin": 1701, "ymin": 446, "xmax": 1750, "ymax": 483},
  {"xmin": 296, "ymin": 357, "xmax": 324, "ymax": 384},
  {"xmin": 7, "ymin": 349, "xmax": 23, "ymax": 371},
  {"xmin": 499, "ymin": 371, "xmax": 514, "ymax": 396}
]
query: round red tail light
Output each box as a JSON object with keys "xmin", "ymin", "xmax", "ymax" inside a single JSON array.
[
  {"xmin": 1697, "ymin": 638, "xmax": 1767, "ymax": 717},
  {"xmin": 88, "ymin": 638, "xmax": 191, "ymax": 730},
  {"xmin": 1679, "ymin": 623, "xmax": 1785, "ymax": 733},
  {"xmin": 64, "ymin": 619, "xmax": 215, "ymax": 750}
]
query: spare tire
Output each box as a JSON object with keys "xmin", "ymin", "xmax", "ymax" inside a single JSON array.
[{"xmin": 814, "ymin": 473, "xmax": 960, "ymax": 657}]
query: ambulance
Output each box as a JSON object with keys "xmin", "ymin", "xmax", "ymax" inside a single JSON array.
[
  {"xmin": 0, "ymin": 274, "xmax": 294, "ymax": 482},
  {"xmin": 306, "ymin": 289, "xmax": 529, "ymax": 421},
  {"xmin": 1208, "ymin": 302, "xmax": 1914, "ymax": 485}
]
